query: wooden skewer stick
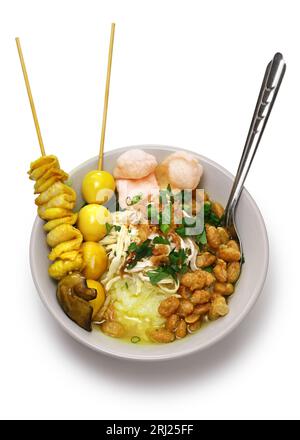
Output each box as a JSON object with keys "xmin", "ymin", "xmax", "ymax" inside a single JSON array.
[
  {"xmin": 98, "ymin": 23, "xmax": 115, "ymax": 170},
  {"xmin": 15, "ymin": 37, "xmax": 46, "ymax": 156}
]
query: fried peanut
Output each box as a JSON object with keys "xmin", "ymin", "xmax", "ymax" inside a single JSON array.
[
  {"xmin": 227, "ymin": 240, "xmax": 240, "ymax": 251},
  {"xmin": 196, "ymin": 252, "xmax": 216, "ymax": 268},
  {"xmin": 178, "ymin": 299, "xmax": 194, "ymax": 317},
  {"xmin": 152, "ymin": 244, "xmax": 170, "ymax": 256},
  {"xmin": 101, "ymin": 321, "xmax": 125, "ymax": 338},
  {"xmin": 165, "ymin": 314, "xmax": 180, "ymax": 332},
  {"xmin": 191, "ymin": 290, "xmax": 211, "ymax": 305},
  {"xmin": 188, "ymin": 320, "xmax": 202, "ymax": 333},
  {"xmin": 178, "ymin": 285, "xmax": 191, "ymax": 299},
  {"xmin": 218, "ymin": 245, "xmax": 241, "ymax": 262},
  {"xmin": 227, "ymin": 262, "xmax": 241, "ymax": 283},
  {"xmin": 181, "ymin": 270, "xmax": 207, "ymax": 290},
  {"xmin": 214, "ymin": 282, "xmax": 234, "ymax": 296},
  {"xmin": 176, "ymin": 320, "xmax": 187, "ymax": 339},
  {"xmin": 150, "ymin": 328, "xmax": 175, "ymax": 343},
  {"xmin": 208, "ymin": 296, "xmax": 229, "ymax": 320},
  {"xmin": 185, "ymin": 313, "xmax": 201, "ymax": 324},
  {"xmin": 194, "ymin": 303, "xmax": 211, "ymax": 316},
  {"xmin": 212, "ymin": 202, "xmax": 224, "ymax": 219},
  {"xmin": 206, "ymin": 225, "xmax": 221, "ymax": 249},
  {"xmin": 150, "ymin": 254, "xmax": 170, "ymax": 266},
  {"xmin": 205, "ymin": 272, "xmax": 216, "ymax": 287},
  {"xmin": 216, "ymin": 258, "xmax": 227, "ymax": 267},
  {"xmin": 158, "ymin": 296, "xmax": 180, "ymax": 317},
  {"xmin": 214, "ymin": 282, "xmax": 227, "ymax": 294},
  {"xmin": 217, "ymin": 227, "xmax": 230, "ymax": 244},
  {"xmin": 213, "ymin": 264, "xmax": 228, "ymax": 283},
  {"xmin": 137, "ymin": 224, "xmax": 152, "ymax": 242},
  {"xmin": 104, "ymin": 304, "xmax": 115, "ymax": 321},
  {"xmin": 168, "ymin": 231, "xmax": 181, "ymax": 249},
  {"xmin": 224, "ymin": 283, "xmax": 234, "ymax": 296}
]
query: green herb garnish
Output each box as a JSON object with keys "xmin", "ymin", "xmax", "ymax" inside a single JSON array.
[
  {"xmin": 175, "ymin": 224, "xmax": 186, "ymax": 237},
  {"xmin": 204, "ymin": 201, "xmax": 212, "ymax": 216},
  {"xmin": 203, "ymin": 266, "xmax": 213, "ymax": 273},
  {"xmin": 128, "ymin": 242, "xmax": 138, "ymax": 253},
  {"xmin": 105, "ymin": 223, "xmax": 113, "ymax": 234},
  {"xmin": 148, "ymin": 267, "xmax": 173, "ymax": 285},
  {"xmin": 153, "ymin": 236, "xmax": 170, "ymax": 245},
  {"xmin": 169, "ymin": 249, "xmax": 189, "ymax": 276},
  {"xmin": 203, "ymin": 201, "xmax": 222, "ymax": 226},
  {"xmin": 209, "ymin": 212, "xmax": 222, "ymax": 226},
  {"xmin": 127, "ymin": 240, "xmax": 153, "ymax": 269},
  {"xmin": 195, "ymin": 228, "xmax": 207, "ymax": 246},
  {"xmin": 106, "ymin": 223, "xmax": 121, "ymax": 234},
  {"xmin": 169, "ymin": 248, "xmax": 187, "ymax": 267},
  {"xmin": 125, "ymin": 282, "xmax": 129, "ymax": 289},
  {"xmin": 148, "ymin": 248, "xmax": 188, "ymax": 285}
]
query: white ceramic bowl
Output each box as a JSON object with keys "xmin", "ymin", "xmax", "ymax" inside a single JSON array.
[{"xmin": 30, "ymin": 145, "xmax": 269, "ymax": 361}]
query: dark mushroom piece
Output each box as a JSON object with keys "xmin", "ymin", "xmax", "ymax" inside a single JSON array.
[{"xmin": 57, "ymin": 272, "xmax": 97, "ymax": 331}]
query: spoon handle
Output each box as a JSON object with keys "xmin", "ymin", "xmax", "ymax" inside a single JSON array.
[{"xmin": 224, "ymin": 53, "xmax": 286, "ymax": 227}]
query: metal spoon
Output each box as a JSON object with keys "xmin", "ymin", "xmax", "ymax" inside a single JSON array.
[{"xmin": 223, "ymin": 53, "xmax": 286, "ymax": 256}]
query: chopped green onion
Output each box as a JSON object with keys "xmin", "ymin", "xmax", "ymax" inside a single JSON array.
[
  {"xmin": 147, "ymin": 204, "xmax": 159, "ymax": 223},
  {"xmin": 160, "ymin": 223, "xmax": 170, "ymax": 234},
  {"xmin": 131, "ymin": 336, "xmax": 141, "ymax": 344},
  {"xmin": 126, "ymin": 193, "xmax": 143, "ymax": 206}
]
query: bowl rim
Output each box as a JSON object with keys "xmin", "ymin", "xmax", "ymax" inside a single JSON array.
[{"xmin": 30, "ymin": 144, "xmax": 269, "ymax": 361}]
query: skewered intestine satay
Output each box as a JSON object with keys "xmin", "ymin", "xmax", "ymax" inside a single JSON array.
[
  {"xmin": 17, "ymin": 36, "xmax": 108, "ymax": 331},
  {"xmin": 15, "ymin": 36, "xmax": 84, "ymax": 280},
  {"xmin": 28, "ymin": 155, "xmax": 83, "ymax": 280}
]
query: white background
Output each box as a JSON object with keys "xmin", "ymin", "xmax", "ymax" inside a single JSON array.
[{"xmin": 0, "ymin": 0, "xmax": 299, "ymax": 421}]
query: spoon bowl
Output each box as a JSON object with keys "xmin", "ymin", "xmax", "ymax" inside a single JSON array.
[{"xmin": 223, "ymin": 52, "xmax": 286, "ymax": 274}]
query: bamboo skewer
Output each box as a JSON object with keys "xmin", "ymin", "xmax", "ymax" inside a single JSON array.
[
  {"xmin": 15, "ymin": 37, "xmax": 46, "ymax": 156},
  {"xmin": 98, "ymin": 23, "xmax": 116, "ymax": 170}
]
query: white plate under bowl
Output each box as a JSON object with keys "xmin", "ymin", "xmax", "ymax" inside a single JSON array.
[{"xmin": 30, "ymin": 145, "xmax": 269, "ymax": 361}]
